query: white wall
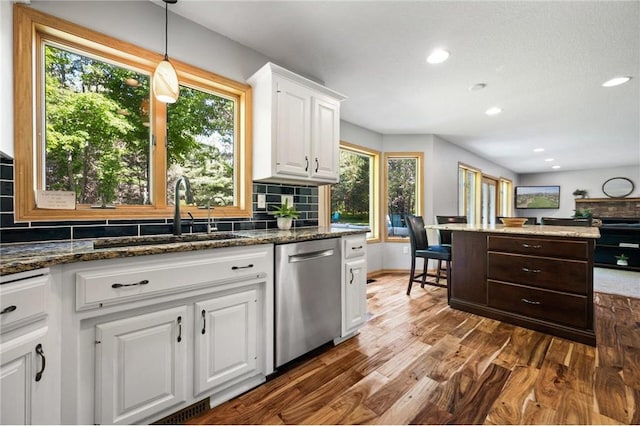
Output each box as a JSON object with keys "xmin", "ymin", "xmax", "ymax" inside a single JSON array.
[
  {"xmin": 0, "ymin": 0, "xmax": 13, "ymax": 157},
  {"xmin": 517, "ymin": 165, "xmax": 640, "ymax": 219}
]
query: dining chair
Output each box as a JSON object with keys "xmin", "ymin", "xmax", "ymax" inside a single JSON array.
[
  {"xmin": 405, "ymin": 215, "xmax": 452, "ymax": 295},
  {"xmin": 541, "ymin": 217, "xmax": 592, "ymax": 227}
]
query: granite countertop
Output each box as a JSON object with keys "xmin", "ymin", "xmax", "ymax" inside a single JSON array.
[
  {"xmin": 0, "ymin": 227, "xmax": 368, "ymax": 276},
  {"xmin": 427, "ymin": 223, "xmax": 601, "ymax": 239}
]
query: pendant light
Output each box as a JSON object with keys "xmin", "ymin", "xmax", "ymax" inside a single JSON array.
[{"xmin": 153, "ymin": 0, "xmax": 179, "ymax": 103}]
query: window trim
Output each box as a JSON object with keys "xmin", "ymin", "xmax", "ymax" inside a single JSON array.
[
  {"xmin": 458, "ymin": 162, "xmax": 482, "ymax": 223},
  {"xmin": 384, "ymin": 152, "xmax": 423, "ymax": 242},
  {"xmin": 13, "ymin": 4, "xmax": 252, "ymax": 221},
  {"xmin": 498, "ymin": 177, "xmax": 513, "ymax": 217},
  {"xmin": 321, "ymin": 141, "xmax": 381, "ymax": 243}
]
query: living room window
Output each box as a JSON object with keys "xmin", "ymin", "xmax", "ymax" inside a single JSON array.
[
  {"xmin": 499, "ymin": 177, "xmax": 513, "ymax": 216},
  {"xmin": 384, "ymin": 152, "xmax": 423, "ymax": 241},
  {"xmin": 13, "ymin": 5, "xmax": 252, "ymax": 220},
  {"xmin": 328, "ymin": 142, "xmax": 380, "ymax": 242},
  {"xmin": 458, "ymin": 163, "xmax": 481, "ymax": 223}
]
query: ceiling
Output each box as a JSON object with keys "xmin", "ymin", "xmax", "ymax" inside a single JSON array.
[{"xmin": 167, "ymin": 1, "xmax": 639, "ymax": 174}]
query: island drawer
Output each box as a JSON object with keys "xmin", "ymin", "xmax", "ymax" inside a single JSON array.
[
  {"xmin": 487, "ymin": 252, "xmax": 588, "ymax": 294},
  {"xmin": 343, "ymin": 234, "xmax": 366, "ymax": 259},
  {"xmin": 75, "ymin": 245, "xmax": 272, "ymax": 311},
  {"xmin": 488, "ymin": 236, "xmax": 590, "ymax": 260},
  {"xmin": 488, "ymin": 280, "xmax": 588, "ymax": 329}
]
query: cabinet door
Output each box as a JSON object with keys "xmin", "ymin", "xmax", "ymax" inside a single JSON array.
[
  {"xmin": 94, "ymin": 306, "xmax": 187, "ymax": 425},
  {"xmin": 311, "ymin": 96, "xmax": 340, "ymax": 182},
  {"xmin": 343, "ymin": 258, "xmax": 367, "ymax": 335},
  {"xmin": 194, "ymin": 289, "xmax": 258, "ymax": 395},
  {"xmin": 0, "ymin": 327, "xmax": 48, "ymax": 425},
  {"xmin": 275, "ymin": 77, "xmax": 311, "ymax": 178}
]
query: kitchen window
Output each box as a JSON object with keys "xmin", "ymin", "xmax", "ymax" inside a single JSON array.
[
  {"xmin": 13, "ymin": 5, "xmax": 252, "ymax": 220},
  {"xmin": 326, "ymin": 142, "xmax": 381, "ymax": 242},
  {"xmin": 384, "ymin": 152, "xmax": 423, "ymax": 241}
]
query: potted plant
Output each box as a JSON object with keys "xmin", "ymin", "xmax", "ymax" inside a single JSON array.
[
  {"xmin": 572, "ymin": 189, "xmax": 588, "ymax": 198},
  {"xmin": 572, "ymin": 208, "xmax": 593, "ymax": 218},
  {"xmin": 615, "ymin": 254, "xmax": 629, "ymax": 266},
  {"xmin": 271, "ymin": 199, "xmax": 299, "ymax": 230}
]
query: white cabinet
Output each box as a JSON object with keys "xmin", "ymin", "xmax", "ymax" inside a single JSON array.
[
  {"xmin": 194, "ymin": 290, "xmax": 257, "ymax": 395},
  {"xmin": 59, "ymin": 245, "xmax": 274, "ymax": 425},
  {"xmin": 94, "ymin": 306, "xmax": 188, "ymax": 425},
  {"xmin": 0, "ymin": 270, "xmax": 59, "ymax": 425},
  {"xmin": 340, "ymin": 235, "xmax": 368, "ymax": 338},
  {"xmin": 248, "ymin": 62, "xmax": 346, "ymax": 185}
]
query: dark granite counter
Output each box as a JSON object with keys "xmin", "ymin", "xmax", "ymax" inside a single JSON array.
[{"xmin": 0, "ymin": 227, "xmax": 368, "ymax": 276}]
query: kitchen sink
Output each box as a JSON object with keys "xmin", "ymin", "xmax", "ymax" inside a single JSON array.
[{"xmin": 93, "ymin": 232, "xmax": 246, "ymax": 249}]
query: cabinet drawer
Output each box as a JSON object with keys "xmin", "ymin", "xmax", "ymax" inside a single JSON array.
[
  {"xmin": 343, "ymin": 235, "xmax": 366, "ymax": 259},
  {"xmin": 76, "ymin": 245, "xmax": 272, "ymax": 311},
  {"xmin": 488, "ymin": 236, "xmax": 589, "ymax": 260},
  {"xmin": 487, "ymin": 252, "xmax": 588, "ymax": 294},
  {"xmin": 0, "ymin": 274, "xmax": 48, "ymax": 332},
  {"xmin": 488, "ymin": 280, "xmax": 588, "ymax": 329}
]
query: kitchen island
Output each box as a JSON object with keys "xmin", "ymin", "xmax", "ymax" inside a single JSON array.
[{"xmin": 428, "ymin": 223, "xmax": 600, "ymax": 345}]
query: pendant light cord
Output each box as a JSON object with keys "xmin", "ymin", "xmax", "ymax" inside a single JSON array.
[{"xmin": 164, "ymin": 1, "xmax": 169, "ymax": 61}]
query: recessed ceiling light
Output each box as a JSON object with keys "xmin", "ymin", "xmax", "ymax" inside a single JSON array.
[
  {"xmin": 533, "ymin": 148, "xmax": 545, "ymax": 153},
  {"xmin": 544, "ymin": 158, "xmax": 554, "ymax": 162},
  {"xmin": 551, "ymin": 165, "xmax": 561, "ymax": 169},
  {"xmin": 485, "ymin": 107, "xmax": 502, "ymax": 116},
  {"xmin": 469, "ymin": 83, "xmax": 487, "ymax": 92},
  {"xmin": 602, "ymin": 76, "xmax": 632, "ymax": 87},
  {"xmin": 427, "ymin": 49, "xmax": 450, "ymax": 64}
]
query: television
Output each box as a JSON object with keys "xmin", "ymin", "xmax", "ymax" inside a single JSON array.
[{"xmin": 515, "ymin": 185, "xmax": 560, "ymax": 209}]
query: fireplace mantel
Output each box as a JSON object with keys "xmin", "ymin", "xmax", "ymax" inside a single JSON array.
[{"xmin": 575, "ymin": 197, "xmax": 640, "ymax": 218}]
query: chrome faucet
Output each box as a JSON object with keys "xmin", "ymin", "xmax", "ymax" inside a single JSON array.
[
  {"xmin": 206, "ymin": 196, "xmax": 226, "ymax": 233},
  {"xmin": 173, "ymin": 176, "xmax": 194, "ymax": 236}
]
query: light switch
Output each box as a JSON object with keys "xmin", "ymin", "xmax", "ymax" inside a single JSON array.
[{"xmin": 257, "ymin": 194, "xmax": 266, "ymax": 209}]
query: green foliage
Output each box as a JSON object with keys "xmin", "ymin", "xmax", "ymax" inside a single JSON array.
[
  {"xmin": 387, "ymin": 158, "xmax": 417, "ymax": 215},
  {"xmin": 572, "ymin": 189, "xmax": 588, "ymax": 197},
  {"xmin": 331, "ymin": 149, "xmax": 370, "ymax": 221},
  {"xmin": 43, "ymin": 43, "xmax": 236, "ymax": 207},
  {"xmin": 615, "ymin": 253, "xmax": 629, "ymax": 261},
  {"xmin": 271, "ymin": 199, "xmax": 299, "ymax": 218},
  {"xmin": 572, "ymin": 208, "xmax": 593, "ymax": 218}
]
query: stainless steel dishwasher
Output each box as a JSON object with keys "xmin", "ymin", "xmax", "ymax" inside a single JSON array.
[{"xmin": 275, "ymin": 238, "xmax": 341, "ymax": 367}]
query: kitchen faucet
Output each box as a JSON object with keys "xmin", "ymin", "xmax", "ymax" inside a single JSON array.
[
  {"xmin": 173, "ymin": 176, "xmax": 194, "ymax": 236},
  {"xmin": 206, "ymin": 196, "xmax": 226, "ymax": 233}
]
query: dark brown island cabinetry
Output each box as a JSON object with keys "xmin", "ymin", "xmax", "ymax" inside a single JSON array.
[{"xmin": 449, "ymin": 230, "xmax": 596, "ymax": 346}]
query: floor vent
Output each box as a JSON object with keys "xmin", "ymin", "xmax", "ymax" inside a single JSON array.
[
  {"xmin": 153, "ymin": 398, "xmax": 209, "ymax": 425},
  {"xmin": 366, "ymin": 278, "xmax": 377, "ymax": 284}
]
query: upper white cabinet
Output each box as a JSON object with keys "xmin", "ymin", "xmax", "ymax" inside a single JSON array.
[{"xmin": 248, "ymin": 62, "xmax": 346, "ymax": 185}]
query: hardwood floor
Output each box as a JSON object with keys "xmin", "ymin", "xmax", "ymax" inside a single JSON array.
[{"xmin": 188, "ymin": 273, "xmax": 640, "ymax": 425}]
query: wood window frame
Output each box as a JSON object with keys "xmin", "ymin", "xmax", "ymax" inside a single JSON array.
[
  {"xmin": 320, "ymin": 141, "xmax": 381, "ymax": 243},
  {"xmin": 384, "ymin": 152, "xmax": 423, "ymax": 242},
  {"xmin": 13, "ymin": 5, "xmax": 252, "ymax": 221},
  {"xmin": 498, "ymin": 177, "xmax": 513, "ymax": 216},
  {"xmin": 458, "ymin": 162, "xmax": 482, "ymax": 223}
]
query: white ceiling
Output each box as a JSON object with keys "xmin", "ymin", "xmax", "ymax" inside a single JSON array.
[{"xmin": 168, "ymin": 1, "xmax": 639, "ymax": 174}]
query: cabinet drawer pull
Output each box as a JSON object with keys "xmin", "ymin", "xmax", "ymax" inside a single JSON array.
[
  {"xmin": 351, "ymin": 246, "xmax": 363, "ymax": 250},
  {"xmin": 350, "ymin": 268, "xmax": 354, "ymax": 284},
  {"xmin": 522, "ymin": 244, "xmax": 542, "ymax": 249},
  {"xmin": 315, "ymin": 157, "xmax": 319, "ymax": 173},
  {"xmin": 305, "ymin": 156, "xmax": 309, "ymax": 172},
  {"xmin": 521, "ymin": 267, "xmax": 541, "ymax": 273},
  {"xmin": 35, "ymin": 344, "xmax": 46, "ymax": 382},
  {"xmin": 201, "ymin": 309, "xmax": 206, "ymax": 335},
  {"xmin": 177, "ymin": 316, "xmax": 182, "ymax": 343},
  {"xmin": 111, "ymin": 279, "xmax": 149, "ymax": 289},
  {"xmin": 0, "ymin": 305, "xmax": 17, "ymax": 315},
  {"xmin": 231, "ymin": 264, "xmax": 254, "ymax": 270},
  {"xmin": 521, "ymin": 298, "xmax": 541, "ymax": 305}
]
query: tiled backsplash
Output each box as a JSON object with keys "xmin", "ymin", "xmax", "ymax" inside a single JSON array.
[{"xmin": 0, "ymin": 155, "xmax": 319, "ymax": 244}]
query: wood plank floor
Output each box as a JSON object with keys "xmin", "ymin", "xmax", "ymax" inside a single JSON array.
[{"xmin": 188, "ymin": 273, "xmax": 640, "ymax": 425}]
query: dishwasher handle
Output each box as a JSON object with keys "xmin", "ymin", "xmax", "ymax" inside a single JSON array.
[{"xmin": 288, "ymin": 249, "xmax": 335, "ymax": 263}]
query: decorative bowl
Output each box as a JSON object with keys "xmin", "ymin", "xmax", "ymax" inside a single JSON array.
[{"xmin": 500, "ymin": 217, "xmax": 528, "ymax": 227}]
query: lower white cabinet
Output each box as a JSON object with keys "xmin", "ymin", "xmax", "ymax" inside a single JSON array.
[
  {"xmin": 0, "ymin": 327, "xmax": 50, "ymax": 425},
  {"xmin": 195, "ymin": 290, "xmax": 257, "ymax": 395},
  {"xmin": 58, "ymin": 245, "xmax": 274, "ymax": 425},
  {"xmin": 340, "ymin": 235, "xmax": 368, "ymax": 337},
  {"xmin": 94, "ymin": 306, "xmax": 188, "ymax": 425}
]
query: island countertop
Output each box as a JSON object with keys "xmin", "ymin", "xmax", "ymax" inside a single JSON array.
[
  {"xmin": 0, "ymin": 226, "xmax": 368, "ymax": 276},
  {"xmin": 427, "ymin": 223, "xmax": 600, "ymax": 239}
]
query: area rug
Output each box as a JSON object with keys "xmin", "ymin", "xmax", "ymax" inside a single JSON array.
[{"xmin": 593, "ymin": 267, "xmax": 640, "ymax": 298}]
